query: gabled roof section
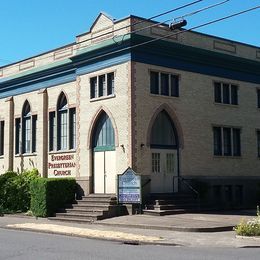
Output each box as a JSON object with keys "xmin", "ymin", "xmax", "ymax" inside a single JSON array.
[{"xmin": 90, "ymin": 12, "xmax": 115, "ymax": 32}]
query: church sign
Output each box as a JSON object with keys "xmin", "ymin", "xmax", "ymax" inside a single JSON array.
[
  {"xmin": 118, "ymin": 168, "xmax": 141, "ymax": 204},
  {"xmin": 48, "ymin": 153, "xmax": 76, "ymax": 177}
]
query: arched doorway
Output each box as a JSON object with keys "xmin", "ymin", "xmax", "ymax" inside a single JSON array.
[
  {"xmin": 92, "ymin": 112, "xmax": 116, "ymax": 194},
  {"xmin": 150, "ymin": 110, "xmax": 179, "ymax": 193}
]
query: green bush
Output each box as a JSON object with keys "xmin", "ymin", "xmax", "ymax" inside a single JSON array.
[
  {"xmin": 30, "ymin": 178, "xmax": 76, "ymax": 217},
  {"xmin": 0, "ymin": 171, "xmax": 17, "ymax": 208},
  {"xmin": 0, "ymin": 169, "xmax": 39, "ymax": 212},
  {"xmin": 234, "ymin": 206, "xmax": 260, "ymax": 236},
  {"xmin": 0, "ymin": 205, "xmax": 3, "ymax": 216}
]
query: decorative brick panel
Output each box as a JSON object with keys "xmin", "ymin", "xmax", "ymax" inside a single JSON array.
[
  {"xmin": 19, "ymin": 60, "xmax": 35, "ymax": 71},
  {"xmin": 213, "ymin": 40, "xmax": 236, "ymax": 53},
  {"xmin": 54, "ymin": 47, "xmax": 73, "ymax": 60}
]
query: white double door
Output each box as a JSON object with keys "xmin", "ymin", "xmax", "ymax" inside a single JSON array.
[
  {"xmin": 151, "ymin": 149, "xmax": 178, "ymax": 193},
  {"xmin": 94, "ymin": 150, "xmax": 116, "ymax": 194}
]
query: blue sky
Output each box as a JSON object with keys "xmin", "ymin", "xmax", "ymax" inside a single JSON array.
[{"xmin": 0, "ymin": 0, "xmax": 259, "ymax": 66}]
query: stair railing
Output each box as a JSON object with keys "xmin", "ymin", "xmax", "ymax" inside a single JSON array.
[
  {"xmin": 178, "ymin": 176, "xmax": 201, "ymax": 210},
  {"xmin": 140, "ymin": 179, "xmax": 151, "ymax": 213},
  {"xmin": 142, "ymin": 178, "xmax": 151, "ymax": 188}
]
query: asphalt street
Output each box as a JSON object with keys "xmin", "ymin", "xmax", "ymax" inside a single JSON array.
[{"xmin": 0, "ymin": 229, "xmax": 260, "ymax": 260}]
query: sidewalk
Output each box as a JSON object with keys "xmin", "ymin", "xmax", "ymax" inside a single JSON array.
[{"xmin": 1, "ymin": 210, "xmax": 260, "ymax": 248}]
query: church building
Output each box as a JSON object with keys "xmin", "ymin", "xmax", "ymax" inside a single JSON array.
[{"xmin": 0, "ymin": 13, "xmax": 260, "ymax": 207}]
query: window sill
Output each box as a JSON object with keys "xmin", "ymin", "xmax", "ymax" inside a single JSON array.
[
  {"xmin": 150, "ymin": 93, "xmax": 179, "ymax": 99},
  {"xmin": 213, "ymin": 155, "xmax": 242, "ymax": 159},
  {"xmin": 214, "ymin": 102, "xmax": 239, "ymax": 108},
  {"xmin": 90, "ymin": 94, "xmax": 116, "ymax": 102},
  {"xmin": 15, "ymin": 153, "xmax": 37, "ymax": 158},
  {"xmin": 49, "ymin": 149, "xmax": 76, "ymax": 155},
  {"xmin": 0, "ymin": 156, "xmax": 4, "ymax": 159}
]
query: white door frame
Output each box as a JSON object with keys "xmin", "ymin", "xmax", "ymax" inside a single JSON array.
[
  {"xmin": 93, "ymin": 150, "xmax": 116, "ymax": 194},
  {"xmin": 150, "ymin": 149, "xmax": 178, "ymax": 193}
]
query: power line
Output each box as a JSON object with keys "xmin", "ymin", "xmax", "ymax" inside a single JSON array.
[
  {"xmin": 174, "ymin": 0, "xmax": 230, "ymax": 20},
  {"xmin": 0, "ymin": 0, "xmax": 205, "ymax": 69},
  {"xmin": 144, "ymin": 0, "xmax": 204, "ymax": 21},
  {"xmin": 116, "ymin": 0, "xmax": 230, "ymax": 44},
  {"xmin": 1, "ymin": 3, "xmax": 258, "ymax": 73},
  {"xmin": 74, "ymin": 5, "xmax": 260, "ymax": 66}
]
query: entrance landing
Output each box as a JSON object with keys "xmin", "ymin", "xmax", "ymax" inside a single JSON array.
[{"xmin": 97, "ymin": 210, "xmax": 256, "ymax": 232}]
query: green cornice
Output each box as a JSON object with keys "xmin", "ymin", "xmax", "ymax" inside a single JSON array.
[
  {"xmin": 73, "ymin": 34, "xmax": 131, "ymax": 61},
  {"xmin": 1, "ymin": 33, "xmax": 260, "ymax": 86},
  {"xmin": 0, "ymin": 59, "xmax": 72, "ymax": 83},
  {"xmin": 131, "ymin": 34, "xmax": 260, "ymax": 76}
]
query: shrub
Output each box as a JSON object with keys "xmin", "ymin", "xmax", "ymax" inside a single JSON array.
[
  {"xmin": 0, "ymin": 205, "xmax": 3, "ymax": 216},
  {"xmin": 234, "ymin": 206, "xmax": 260, "ymax": 236},
  {"xmin": 30, "ymin": 178, "xmax": 76, "ymax": 217},
  {"xmin": 0, "ymin": 171, "xmax": 18, "ymax": 212},
  {"xmin": 0, "ymin": 169, "xmax": 39, "ymax": 212}
]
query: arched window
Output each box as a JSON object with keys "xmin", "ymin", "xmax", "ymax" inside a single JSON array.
[
  {"xmin": 57, "ymin": 93, "xmax": 68, "ymax": 150},
  {"xmin": 150, "ymin": 110, "xmax": 177, "ymax": 149},
  {"xmin": 93, "ymin": 112, "xmax": 115, "ymax": 151},
  {"xmin": 15, "ymin": 100, "xmax": 37, "ymax": 154},
  {"xmin": 49, "ymin": 92, "xmax": 76, "ymax": 151},
  {"xmin": 22, "ymin": 101, "xmax": 31, "ymax": 153}
]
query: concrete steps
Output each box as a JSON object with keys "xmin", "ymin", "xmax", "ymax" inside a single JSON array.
[
  {"xmin": 49, "ymin": 194, "xmax": 123, "ymax": 223},
  {"xmin": 143, "ymin": 193, "xmax": 200, "ymax": 216}
]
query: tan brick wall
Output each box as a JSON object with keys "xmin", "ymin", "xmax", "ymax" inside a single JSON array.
[
  {"xmin": 134, "ymin": 62, "xmax": 260, "ymax": 179},
  {"xmin": 132, "ymin": 18, "xmax": 259, "ymax": 62},
  {"xmin": 78, "ymin": 62, "xmax": 130, "ymax": 192}
]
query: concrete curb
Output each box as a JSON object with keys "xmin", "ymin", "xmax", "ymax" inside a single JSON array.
[
  {"xmin": 0, "ymin": 225, "xmax": 180, "ymax": 247},
  {"xmin": 95, "ymin": 221, "xmax": 234, "ymax": 233},
  {"xmin": 236, "ymin": 235, "xmax": 260, "ymax": 240}
]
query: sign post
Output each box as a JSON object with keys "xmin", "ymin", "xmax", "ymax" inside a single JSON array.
[{"xmin": 117, "ymin": 168, "xmax": 142, "ymax": 213}]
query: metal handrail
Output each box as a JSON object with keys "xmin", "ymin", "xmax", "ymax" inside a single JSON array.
[
  {"xmin": 178, "ymin": 176, "xmax": 199, "ymax": 197},
  {"xmin": 142, "ymin": 179, "xmax": 151, "ymax": 188}
]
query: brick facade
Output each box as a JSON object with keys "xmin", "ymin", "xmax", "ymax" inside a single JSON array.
[{"xmin": 0, "ymin": 13, "xmax": 259, "ymax": 207}]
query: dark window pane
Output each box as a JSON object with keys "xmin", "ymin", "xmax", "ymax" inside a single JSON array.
[
  {"xmin": 223, "ymin": 84, "xmax": 230, "ymax": 104},
  {"xmin": 213, "ymin": 185, "xmax": 222, "ymax": 204},
  {"xmin": 257, "ymin": 89, "xmax": 260, "ymax": 108},
  {"xmin": 161, "ymin": 73, "xmax": 169, "ymax": 96},
  {"xmin": 90, "ymin": 77, "xmax": 97, "ymax": 99},
  {"xmin": 171, "ymin": 75, "xmax": 179, "ymax": 97},
  {"xmin": 224, "ymin": 185, "xmax": 232, "ymax": 202},
  {"xmin": 231, "ymin": 85, "xmax": 238, "ymax": 105},
  {"xmin": 0, "ymin": 121, "xmax": 4, "ymax": 156},
  {"xmin": 232, "ymin": 128, "xmax": 241, "ymax": 156},
  {"xmin": 150, "ymin": 71, "xmax": 159, "ymax": 94},
  {"xmin": 69, "ymin": 108, "xmax": 76, "ymax": 149},
  {"xmin": 107, "ymin": 73, "xmax": 114, "ymax": 95},
  {"xmin": 15, "ymin": 118, "xmax": 21, "ymax": 154},
  {"xmin": 214, "ymin": 82, "xmax": 222, "ymax": 103},
  {"xmin": 99, "ymin": 75, "xmax": 105, "ymax": 97},
  {"xmin": 32, "ymin": 115, "xmax": 37, "ymax": 153},
  {"xmin": 213, "ymin": 127, "xmax": 222, "ymax": 155},
  {"xmin": 223, "ymin": 127, "xmax": 232, "ymax": 156},
  {"xmin": 93, "ymin": 113, "xmax": 115, "ymax": 150},
  {"xmin": 235, "ymin": 185, "xmax": 243, "ymax": 205},
  {"xmin": 49, "ymin": 112, "xmax": 55, "ymax": 151},
  {"xmin": 151, "ymin": 111, "xmax": 176, "ymax": 148},
  {"xmin": 257, "ymin": 131, "xmax": 260, "ymax": 157}
]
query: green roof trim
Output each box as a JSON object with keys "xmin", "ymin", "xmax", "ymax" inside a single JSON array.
[
  {"xmin": 0, "ymin": 59, "xmax": 72, "ymax": 82},
  {"xmin": 75, "ymin": 34, "xmax": 131, "ymax": 57}
]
